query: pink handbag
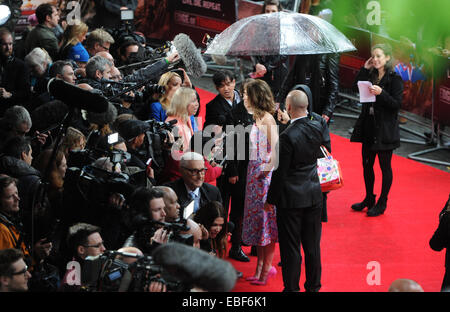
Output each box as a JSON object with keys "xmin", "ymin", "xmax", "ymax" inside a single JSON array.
[{"xmin": 317, "ymin": 146, "xmax": 344, "ymax": 192}]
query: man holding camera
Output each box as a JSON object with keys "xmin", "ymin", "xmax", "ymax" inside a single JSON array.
[
  {"xmin": 124, "ymin": 187, "xmax": 170, "ymax": 255},
  {"xmin": 65, "ymin": 223, "xmax": 106, "ymax": 264},
  {"xmin": 117, "ymin": 119, "xmax": 149, "ymax": 169},
  {"xmin": 90, "ymin": 1, "xmax": 138, "ymax": 30}
]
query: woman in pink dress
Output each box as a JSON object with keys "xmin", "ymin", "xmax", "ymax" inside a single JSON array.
[{"xmin": 242, "ymin": 79, "xmax": 279, "ymax": 285}]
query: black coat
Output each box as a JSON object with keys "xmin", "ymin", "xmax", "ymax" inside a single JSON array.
[
  {"xmin": 429, "ymin": 195, "xmax": 450, "ymax": 290},
  {"xmin": 350, "ymin": 67, "xmax": 403, "ymax": 151},
  {"xmin": 204, "ymin": 92, "xmax": 240, "ymax": 128},
  {"xmin": 267, "ymin": 116, "xmax": 329, "ymax": 209},
  {"xmin": 277, "ymin": 54, "xmax": 339, "ymax": 118},
  {"xmin": 223, "ymin": 101, "xmax": 254, "ymax": 179},
  {"xmin": 0, "ymin": 57, "xmax": 31, "ymax": 115},
  {"xmin": 318, "ymin": 53, "xmax": 340, "ymax": 118},
  {"xmin": 277, "ymin": 55, "xmax": 321, "ymax": 112},
  {"xmin": 164, "ymin": 178, "xmax": 222, "ymax": 213},
  {"xmin": 252, "ymin": 55, "xmax": 289, "ymax": 98}
]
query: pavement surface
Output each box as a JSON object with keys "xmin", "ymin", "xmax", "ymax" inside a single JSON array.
[{"xmin": 191, "ymin": 59, "xmax": 450, "ymax": 173}]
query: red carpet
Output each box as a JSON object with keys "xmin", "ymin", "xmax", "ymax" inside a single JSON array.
[{"xmin": 196, "ymin": 88, "xmax": 450, "ymax": 292}]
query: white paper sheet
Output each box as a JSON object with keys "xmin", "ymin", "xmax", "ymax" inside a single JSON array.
[
  {"xmin": 357, "ymin": 81, "xmax": 376, "ymax": 103},
  {"xmin": 183, "ymin": 200, "xmax": 195, "ymax": 219}
]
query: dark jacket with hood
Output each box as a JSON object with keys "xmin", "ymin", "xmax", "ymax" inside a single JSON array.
[{"xmin": 350, "ymin": 67, "xmax": 403, "ymax": 151}]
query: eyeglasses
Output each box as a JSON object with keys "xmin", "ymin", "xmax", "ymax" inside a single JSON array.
[
  {"xmin": 83, "ymin": 242, "xmax": 105, "ymax": 248},
  {"xmin": 101, "ymin": 45, "xmax": 109, "ymax": 51},
  {"xmin": 11, "ymin": 265, "xmax": 28, "ymax": 276},
  {"xmin": 182, "ymin": 167, "xmax": 208, "ymax": 176}
]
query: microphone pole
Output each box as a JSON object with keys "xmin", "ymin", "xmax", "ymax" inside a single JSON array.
[
  {"xmin": 116, "ymin": 57, "xmax": 162, "ymax": 72},
  {"xmin": 31, "ymin": 110, "xmax": 71, "ymax": 261}
]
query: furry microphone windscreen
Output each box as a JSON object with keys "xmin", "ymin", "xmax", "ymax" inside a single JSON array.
[
  {"xmin": 30, "ymin": 100, "xmax": 69, "ymax": 133},
  {"xmin": 152, "ymin": 242, "xmax": 237, "ymax": 292},
  {"xmin": 172, "ymin": 33, "xmax": 208, "ymax": 79},
  {"xmin": 86, "ymin": 102, "xmax": 118, "ymax": 126}
]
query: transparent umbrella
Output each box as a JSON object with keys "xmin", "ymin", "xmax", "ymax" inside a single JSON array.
[{"xmin": 205, "ymin": 11, "xmax": 356, "ymax": 56}]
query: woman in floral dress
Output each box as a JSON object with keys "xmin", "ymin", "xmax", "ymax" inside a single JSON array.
[{"xmin": 242, "ymin": 79, "xmax": 279, "ymax": 285}]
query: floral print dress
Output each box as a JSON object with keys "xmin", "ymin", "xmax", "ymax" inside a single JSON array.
[{"xmin": 242, "ymin": 123, "xmax": 278, "ymax": 246}]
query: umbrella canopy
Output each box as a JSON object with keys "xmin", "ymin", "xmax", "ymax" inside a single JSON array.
[{"xmin": 205, "ymin": 11, "xmax": 356, "ymax": 56}]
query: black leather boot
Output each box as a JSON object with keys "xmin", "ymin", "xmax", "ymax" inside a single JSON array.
[
  {"xmin": 367, "ymin": 198, "xmax": 387, "ymax": 217},
  {"xmin": 351, "ymin": 194, "xmax": 376, "ymax": 211}
]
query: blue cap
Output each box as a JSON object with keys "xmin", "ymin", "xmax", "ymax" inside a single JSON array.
[{"xmin": 68, "ymin": 42, "xmax": 90, "ymax": 63}]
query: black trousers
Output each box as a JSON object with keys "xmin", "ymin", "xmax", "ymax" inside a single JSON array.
[
  {"xmin": 277, "ymin": 204, "xmax": 322, "ymax": 292},
  {"xmin": 228, "ymin": 173, "xmax": 247, "ymax": 246},
  {"xmin": 218, "ymin": 166, "xmax": 248, "ymax": 248},
  {"xmin": 362, "ymin": 146, "xmax": 393, "ymax": 202}
]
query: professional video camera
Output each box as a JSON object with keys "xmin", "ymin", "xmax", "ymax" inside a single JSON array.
[
  {"xmin": 81, "ymin": 250, "xmax": 188, "ymax": 292},
  {"xmin": 67, "ymin": 132, "xmax": 131, "ymax": 169},
  {"xmin": 135, "ymin": 119, "xmax": 177, "ymax": 177},
  {"xmin": 132, "ymin": 214, "xmax": 194, "ymax": 247},
  {"xmin": 101, "ymin": 79, "xmax": 165, "ymax": 104},
  {"xmin": 62, "ymin": 132, "xmax": 136, "ymax": 228},
  {"xmin": 106, "ymin": 9, "xmax": 167, "ymax": 66}
]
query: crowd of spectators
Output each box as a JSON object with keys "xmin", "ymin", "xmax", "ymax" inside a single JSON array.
[
  {"xmin": 0, "ymin": 2, "xmax": 236, "ymax": 292},
  {"xmin": 0, "ymin": 0, "xmax": 447, "ymax": 293}
]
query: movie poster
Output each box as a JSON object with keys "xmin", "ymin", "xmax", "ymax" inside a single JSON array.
[{"xmin": 20, "ymin": 0, "xmax": 57, "ymax": 14}]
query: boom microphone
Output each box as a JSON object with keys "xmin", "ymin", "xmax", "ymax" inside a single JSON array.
[
  {"xmin": 152, "ymin": 242, "xmax": 237, "ymax": 292},
  {"xmin": 172, "ymin": 33, "xmax": 207, "ymax": 79},
  {"xmin": 48, "ymin": 78, "xmax": 110, "ymax": 113},
  {"xmin": 99, "ymin": 78, "xmax": 136, "ymax": 86}
]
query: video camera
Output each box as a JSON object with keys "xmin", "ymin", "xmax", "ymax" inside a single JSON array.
[
  {"xmin": 100, "ymin": 79, "xmax": 165, "ymax": 104},
  {"xmin": 67, "ymin": 132, "xmax": 131, "ymax": 169},
  {"xmin": 62, "ymin": 132, "xmax": 136, "ymax": 227},
  {"xmin": 135, "ymin": 119, "xmax": 177, "ymax": 177},
  {"xmin": 132, "ymin": 214, "xmax": 194, "ymax": 247},
  {"xmin": 106, "ymin": 9, "xmax": 167, "ymax": 69},
  {"xmin": 81, "ymin": 250, "xmax": 188, "ymax": 292}
]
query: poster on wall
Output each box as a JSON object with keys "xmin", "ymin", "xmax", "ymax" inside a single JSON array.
[
  {"xmin": 21, "ymin": 0, "xmax": 57, "ymax": 15},
  {"xmin": 135, "ymin": 0, "xmax": 238, "ymax": 46},
  {"xmin": 15, "ymin": 0, "xmax": 57, "ymax": 36}
]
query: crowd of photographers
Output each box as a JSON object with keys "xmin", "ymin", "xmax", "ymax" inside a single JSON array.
[{"xmin": 0, "ymin": 3, "xmax": 236, "ymax": 292}]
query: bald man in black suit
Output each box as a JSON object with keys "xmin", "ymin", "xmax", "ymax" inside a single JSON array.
[{"xmin": 265, "ymin": 89, "xmax": 330, "ymax": 292}]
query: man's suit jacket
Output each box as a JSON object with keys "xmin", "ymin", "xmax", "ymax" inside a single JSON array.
[
  {"xmin": 204, "ymin": 93, "xmax": 237, "ymax": 128},
  {"xmin": 267, "ymin": 117, "xmax": 328, "ymax": 209},
  {"xmin": 165, "ymin": 178, "xmax": 223, "ymax": 212}
]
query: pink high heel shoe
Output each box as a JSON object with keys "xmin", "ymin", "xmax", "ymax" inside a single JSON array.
[
  {"xmin": 245, "ymin": 276, "xmax": 259, "ymax": 282},
  {"xmin": 250, "ymin": 266, "xmax": 277, "ymax": 286}
]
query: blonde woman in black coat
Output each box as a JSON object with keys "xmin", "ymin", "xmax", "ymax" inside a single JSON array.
[{"xmin": 350, "ymin": 43, "xmax": 403, "ymax": 217}]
